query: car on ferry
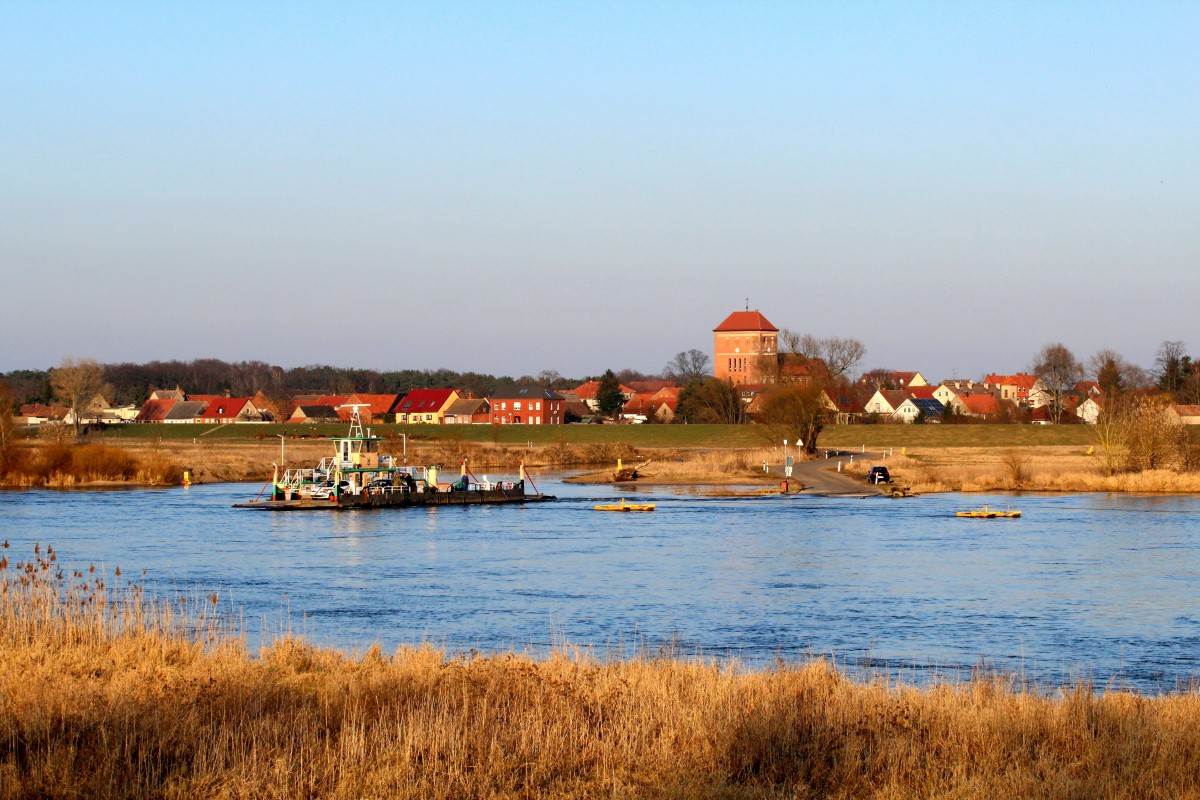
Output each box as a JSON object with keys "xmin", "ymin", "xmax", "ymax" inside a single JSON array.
[{"xmin": 311, "ymin": 480, "xmax": 351, "ymax": 499}]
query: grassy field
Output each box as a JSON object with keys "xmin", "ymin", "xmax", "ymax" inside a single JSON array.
[
  {"xmin": 64, "ymin": 421, "xmax": 1122, "ymax": 450},
  {"xmin": 4, "ymin": 548, "xmax": 1200, "ymax": 799}
]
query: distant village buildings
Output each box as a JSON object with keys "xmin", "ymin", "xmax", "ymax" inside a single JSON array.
[{"xmin": 11, "ymin": 307, "xmax": 1190, "ymax": 432}]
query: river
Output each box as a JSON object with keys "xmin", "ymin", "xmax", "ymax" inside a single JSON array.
[{"xmin": 3, "ymin": 478, "xmax": 1199, "ymax": 692}]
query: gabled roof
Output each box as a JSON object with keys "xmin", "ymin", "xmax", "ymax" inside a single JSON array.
[
  {"xmin": 904, "ymin": 397, "xmax": 945, "ymax": 416},
  {"xmin": 573, "ymin": 381, "xmax": 600, "ymax": 400},
  {"xmin": 892, "ymin": 371, "xmax": 923, "ymax": 386},
  {"xmin": 573, "ymin": 381, "xmax": 634, "ymax": 400},
  {"xmin": 984, "ymin": 374, "xmax": 1039, "ymax": 390},
  {"xmin": 396, "ymin": 388, "xmax": 457, "ymax": 412},
  {"xmin": 136, "ymin": 398, "xmax": 176, "ymax": 422},
  {"xmin": 444, "ymin": 397, "xmax": 489, "ymax": 417},
  {"xmin": 823, "ymin": 391, "xmax": 865, "ymax": 414},
  {"xmin": 876, "ymin": 389, "xmax": 911, "ymax": 411},
  {"xmin": 197, "ymin": 398, "xmax": 251, "ymax": 420},
  {"xmin": 290, "ymin": 405, "xmax": 341, "ymax": 421},
  {"xmin": 344, "ymin": 393, "xmax": 401, "ymax": 416},
  {"xmin": 19, "ymin": 403, "xmax": 65, "ymax": 419},
  {"xmin": 909, "ymin": 387, "xmax": 937, "ymax": 401},
  {"xmin": 313, "ymin": 395, "xmax": 349, "ymax": 408},
  {"xmin": 1172, "ymin": 404, "xmax": 1200, "ymax": 417},
  {"xmin": 163, "ymin": 400, "xmax": 209, "ymax": 421},
  {"xmin": 626, "ymin": 380, "xmax": 677, "ymax": 394},
  {"xmin": 960, "ymin": 394, "xmax": 1000, "ymax": 415},
  {"xmin": 713, "ymin": 310, "xmax": 778, "ymax": 333},
  {"xmin": 489, "ymin": 384, "xmax": 563, "ymax": 401}
]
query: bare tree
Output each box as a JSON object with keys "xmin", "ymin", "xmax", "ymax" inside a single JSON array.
[
  {"xmin": 663, "ymin": 349, "xmax": 711, "ymax": 384},
  {"xmin": 50, "ymin": 357, "xmax": 104, "ymax": 438},
  {"xmin": 1090, "ymin": 393, "xmax": 1132, "ymax": 476},
  {"xmin": 755, "ymin": 382, "xmax": 829, "ymax": 455},
  {"xmin": 0, "ymin": 380, "xmax": 17, "ymax": 473},
  {"xmin": 676, "ymin": 378, "xmax": 746, "ymax": 424},
  {"xmin": 1030, "ymin": 343, "xmax": 1082, "ymax": 423},
  {"xmin": 1154, "ymin": 340, "xmax": 1188, "ymax": 396},
  {"xmin": 778, "ymin": 330, "xmax": 866, "ymax": 379},
  {"xmin": 536, "ymin": 369, "xmax": 566, "ymax": 389}
]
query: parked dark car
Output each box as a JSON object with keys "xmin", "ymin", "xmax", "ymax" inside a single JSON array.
[{"xmin": 867, "ymin": 466, "xmax": 892, "ymax": 484}]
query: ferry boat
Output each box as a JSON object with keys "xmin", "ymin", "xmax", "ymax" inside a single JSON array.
[{"xmin": 234, "ymin": 410, "xmax": 554, "ymax": 510}]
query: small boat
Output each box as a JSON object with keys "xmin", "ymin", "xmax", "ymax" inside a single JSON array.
[
  {"xmin": 956, "ymin": 504, "xmax": 1021, "ymax": 519},
  {"xmin": 595, "ymin": 499, "xmax": 656, "ymax": 512}
]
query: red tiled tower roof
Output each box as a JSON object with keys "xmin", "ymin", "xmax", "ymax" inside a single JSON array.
[{"xmin": 713, "ymin": 310, "xmax": 778, "ymax": 333}]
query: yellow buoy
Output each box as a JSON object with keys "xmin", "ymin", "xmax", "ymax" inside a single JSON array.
[{"xmin": 182, "ymin": 470, "xmax": 191, "ymax": 486}]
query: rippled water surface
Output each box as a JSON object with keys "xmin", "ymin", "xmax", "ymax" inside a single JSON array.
[{"xmin": 3, "ymin": 479, "xmax": 1199, "ymax": 691}]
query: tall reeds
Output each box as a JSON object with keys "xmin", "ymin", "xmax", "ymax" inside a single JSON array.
[{"xmin": 3, "ymin": 546, "xmax": 1200, "ymax": 798}]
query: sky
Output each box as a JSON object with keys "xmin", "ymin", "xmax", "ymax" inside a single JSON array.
[{"xmin": 2, "ymin": 1, "xmax": 1197, "ymax": 381}]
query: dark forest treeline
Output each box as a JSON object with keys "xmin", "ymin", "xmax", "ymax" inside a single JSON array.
[{"xmin": 1, "ymin": 360, "xmax": 598, "ymax": 407}]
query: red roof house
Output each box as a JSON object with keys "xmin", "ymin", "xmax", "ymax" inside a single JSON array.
[{"xmin": 135, "ymin": 398, "xmax": 177, "ymax": 423}]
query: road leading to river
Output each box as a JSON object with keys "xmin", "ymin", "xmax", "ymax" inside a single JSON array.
[{"xmin": 788, "ymin": 450, "xmax": 888, "ymax": 497}]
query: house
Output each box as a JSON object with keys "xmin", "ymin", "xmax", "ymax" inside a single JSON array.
[
  {"xmin": 892, "ymin": 371, "xmax": 929, "ymax": 388},
  {"xmin": 1077, "ymin": 396, "xmax": 1104, "ymax": 424},
  {"xmin": 162, "ymin": 400, "xmax": 210, "ymax": 424},
  {"xmin": 713, "ymin": 309, "xmax": 779, "ymax": 385},
  {"xmin": 135, "ymin": 398, "xmax": 176, "ymax": 423},
  {"xmin": 983, "ymin": 374, "xmax": 1046, "ymax": 406},
  {"xmin": 196, "ymin": 397, "xmax": 262, "ymax": 424},
  {"xmin": 342, "ymin": 393, "xmax": 402, "ymax": 424},
  {"xmin": 863, "ymin": 389, "xmax": 912, "ymax": 416},
  {"xmin": 1075, "ymin": 381, "xmax": 1102, "ymax": 398},
  {"xmin": 16, "ymin": 403, "xmax": 65, "ymax": 426},
  {"xmin": 822, "ymin": 389, "xmax": 865, "ymax": 425},
  {"xmin": 1169, "ymin": 404, "xmax": 1200, "ymax": 426},
  {"xmin": 489, "ymin": 385, "xmax": 565, "ymax": 425},
  {"xmin": 626, "ymin": 380, "xmax": 677, "ymax": 395},
  {"xmin": 621, "ymin": 391, "xmax": 678, "ymax": 424},
  {"xmin": 287, "ymin": 405, "xmax": 342, "ymax": 424},
  {"xmin": 148, "ymin": 387, "xmax": 186, "ymax": 401},
  {"xmin": 395, "ymin": 389, "xmax": 460, "ymax": 424},
  {"xmin": 572, "ymin": 380, "xmax": 635, "ymax": 412},
  {"xmin": 893, "ymin": 397, "xmax": 944, "ymax": 423},
  {"xmin": 931, "ymin": 384, "xmax": 966, "ymax": 411},
  {"xmin": 959, "ymin": 393, "xmax": 1002, "ymax": 418},
  {"xmin": 443, "ymin": 397, "xmax": 492, "ymax": 425}
]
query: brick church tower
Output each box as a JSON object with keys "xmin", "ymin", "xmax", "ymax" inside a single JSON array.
[{"xmin": 713, "ymin": 309, "xmax": 778, "ymax": 385}]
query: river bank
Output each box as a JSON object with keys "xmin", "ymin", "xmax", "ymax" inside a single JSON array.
[
  {"xmin": 3, "ymin": 553, "xmax": 1198, "ymax": 800},
  {"xmin": 4, "ymin": 434, "xmax": 1199, "ymax": 494}
]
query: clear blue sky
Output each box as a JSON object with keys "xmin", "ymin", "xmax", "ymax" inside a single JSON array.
[{"xmin": 2, "ymin": 1, "xmax": 1197, "ymax": 380}]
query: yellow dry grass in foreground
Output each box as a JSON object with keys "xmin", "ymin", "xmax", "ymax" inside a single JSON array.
[
  {"xmin": 4, "ymin": 549, "xmax": 1200, "ymax": 799},
  {"xmin": 846, "ymin": 447, "xmax": 1200, "ymax": 494}
]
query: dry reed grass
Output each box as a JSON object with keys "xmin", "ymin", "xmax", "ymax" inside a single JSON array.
[
  {"xmin": 848, "ymin": 447, "xmax": 1200, "ymax": 494},
  {"xmin": 567, "ymin": 450, "xmax": 782, "ymax": 485},
  {"xmin": 5, "ymin": 546, "xmax": 1200, "ymax": 799},
  {"xmin": 0, "ymin": 444, "xmax": 182, "ymax": 487}
]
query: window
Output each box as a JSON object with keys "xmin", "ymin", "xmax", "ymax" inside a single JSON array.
[{"xmin": 514, "ymin": 401, "xmax": 522, "ymax": 411}]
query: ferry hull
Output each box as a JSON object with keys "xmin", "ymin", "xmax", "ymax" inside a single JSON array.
[{"xmin": 234, "ymin": 487, "xmax": 553, "ymax": 510}]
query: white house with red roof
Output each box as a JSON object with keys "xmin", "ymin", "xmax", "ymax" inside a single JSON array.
[
  {"xmin": 196, "ymin": 397, "xmax": 262, "ymax": 424},
  {"xmin": 983, "ymin": 374, "xmax": 1046, "ymax": 406}
]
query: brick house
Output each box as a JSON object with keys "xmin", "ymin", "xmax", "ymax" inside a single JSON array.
[{"xmin": 489, "ymin": 385, "xmax": 565, "ymax": 425}]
